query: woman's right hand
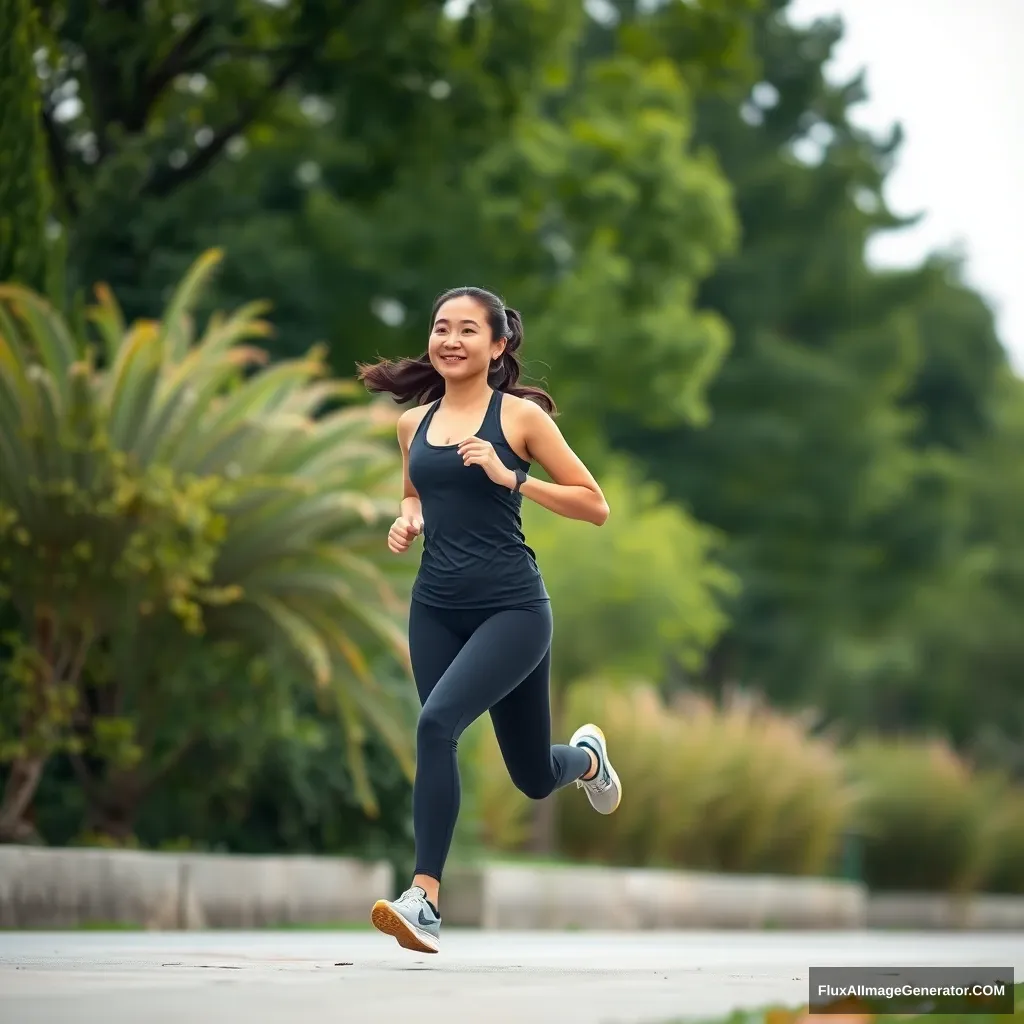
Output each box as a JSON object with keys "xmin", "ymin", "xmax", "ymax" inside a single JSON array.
[{"xmin": 388, "ymin": 515, "xmax": 423, "ymax": 554}]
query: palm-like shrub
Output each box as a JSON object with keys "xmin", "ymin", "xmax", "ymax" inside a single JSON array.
[{"xmin": 0, "ymin": 250, "xmax": 413, "ymax": 841}]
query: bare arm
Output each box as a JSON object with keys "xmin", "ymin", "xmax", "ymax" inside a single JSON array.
[
  {"xmin": 401, "ymin": 495, "xmax": 423, "ymax": 524},
  {"xmin": 387, "ymin": 409, "xmax": 426, "ymax": 555},
  {"xmin": 514, "ymin": 403, "xmax": 609, "ymax": 526},
  {"xmin": 397, "ymin": 409, "xmax": 423, "ymax": 527}
]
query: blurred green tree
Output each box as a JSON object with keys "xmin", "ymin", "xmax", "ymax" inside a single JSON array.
[
  {"xmin": 526, "ymin": 459, "xmax": 737, "ymax": 687},
  {"xmin": 890, "ymin": 368, "xmax": 1024, "ymax": 772},
  {"xmin": 300, "ymin": 0, "xmax": 755, "ymax": 459},
  {"xmin": 34, "ymin": 1, "xmax": 756, "ymax": 454},
  {"xmin": 33, "ymin": 0, "xmax": 453, "ymax": 314},
  {"xmin": 0, "ymin": 0, "xmax": 55, "ymax": 292},
  {"xmin": 605, "ymin": 0, "xmax": 1017, "ymax": 746}
]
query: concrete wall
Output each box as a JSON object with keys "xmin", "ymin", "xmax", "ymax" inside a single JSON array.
[
  {"xmin": 442, "ymin": 863, "xmax": 868, "ymax": 930},
  {"xmin": 0, "ymin": 846, "xmax": 392, "ymax": 930},
  {"xmin": 4, "ymin": 846, "xmax": 1023, "ymax": 930},
  {"xmin": 866, "ymin": 892, "xmax": 1024, "ymax": 931}
]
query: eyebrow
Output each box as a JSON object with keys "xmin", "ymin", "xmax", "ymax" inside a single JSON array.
[{"xmin": 434, "ymin": 318, "xmax": 480, "ymax": 327}]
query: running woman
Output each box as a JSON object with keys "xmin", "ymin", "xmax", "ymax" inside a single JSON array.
[{"xmin": 358, "ymin": 287, "xmax": 621, "ymax": 954}]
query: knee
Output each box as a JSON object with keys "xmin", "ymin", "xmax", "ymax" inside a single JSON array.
[
  {"xmin": 511, "ymin": 774, "xmax": 555, "ymax": 801},
  {"xmin": 417, "ymin": 706, "xmax": 456, "ymax": 750}
]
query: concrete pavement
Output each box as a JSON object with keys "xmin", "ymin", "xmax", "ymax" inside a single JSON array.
[{"xmin": 1, "ymin": 929, "xmax": 1022, "ymax": 1024}]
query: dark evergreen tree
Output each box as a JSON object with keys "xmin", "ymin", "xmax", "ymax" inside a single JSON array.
[{"xmin": 0, "ymin": 0, "xmax": 53, "ymax": 290}]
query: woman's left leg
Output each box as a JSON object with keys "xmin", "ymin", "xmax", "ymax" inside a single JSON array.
[
  {"xmin": 488, "ymin": 641, "xmax": 591, "ymax": 799},
  {"xmin": 489, "ymin": 606, "xmax": 622, "ymax": 814}
]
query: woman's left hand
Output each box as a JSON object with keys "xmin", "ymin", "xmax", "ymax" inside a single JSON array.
[{"xmin": 457, "ymin": 436, "xmax": 516, "ymax": 489}]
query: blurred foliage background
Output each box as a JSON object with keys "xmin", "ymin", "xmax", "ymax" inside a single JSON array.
[{"xmin": 1, "ymin": 0, "xmax": 1022, "ymax": 895}]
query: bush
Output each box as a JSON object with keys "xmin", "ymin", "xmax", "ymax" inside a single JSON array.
[
  {"xmin": 30, "ymin": 677, "xmax": 416, "ymax": 875},
  {"xmin": 136, "ymin": 684, "xmax": 416, "ymax": 866},
  {"xmin": 982, "ymin": 788, "xmax": 1024, "ymax": 894},
  {"xmin": 458, "ymin": 683, "xmax": 1024, "ymax": 892},
  {"xmin": 844, "ymin": 739, "xmax": 995, "ymax": 893}
]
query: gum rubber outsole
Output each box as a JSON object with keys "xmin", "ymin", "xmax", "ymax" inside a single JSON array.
[
  {"xmin": 592, "ymin": 725, "xmax": 622, "ymax": 813},
  {"xmin": 370, "ymin": 900, "xmax": 439, "ymax": 954}
]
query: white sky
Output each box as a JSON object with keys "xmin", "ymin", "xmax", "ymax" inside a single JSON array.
[{"xmin": 788, "ymin": 0, "xmax": 1024, "ymax": 372}]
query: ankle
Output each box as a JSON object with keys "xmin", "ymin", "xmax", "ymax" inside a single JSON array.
[
  {"xmin": 581, "ymin": 746, "xmax": 599, "ymax": 781},
  {"xmin": 412, "ymin": 873, "xmax": 440, "ymax": 913}
]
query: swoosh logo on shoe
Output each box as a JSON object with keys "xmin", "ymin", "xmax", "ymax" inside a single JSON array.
[{"xmin": 418, "ymin": 908, "xmax": 435, "ymax": 927}]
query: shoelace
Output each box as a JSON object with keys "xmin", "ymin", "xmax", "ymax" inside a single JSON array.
[
  {"xmin": 577, "ymin": 745, "xmax": 611, "ymax": 791},
  {"xmin": 579, "ymin": 770, "xmax": 612, "ymax": 792},
  {"xmin": 394, "ymin": 887, "xmax": 426, "ymax": 908}
]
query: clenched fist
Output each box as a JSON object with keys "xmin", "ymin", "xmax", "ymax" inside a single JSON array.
[
  {"xmin": 388, "ymin": 515, "xmax": 423, "ymax": 554},
  {"xmin": 456, "ymin": 436, "xmax": 517, "ymax": 489}
]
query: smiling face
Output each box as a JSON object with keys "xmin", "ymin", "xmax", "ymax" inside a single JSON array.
[{"xmin": 428, "ymin": 295, "xmax": 507, "ymax": 384}]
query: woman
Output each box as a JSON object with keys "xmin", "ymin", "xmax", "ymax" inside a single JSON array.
[{"xmin": 358, "ymin": 286, "xmax": 621, "ymax": 954}]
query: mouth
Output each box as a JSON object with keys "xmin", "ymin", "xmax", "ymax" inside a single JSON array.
[{"xmin": 440, "ymin": 355, "xmax": 467, "ymax": 365}]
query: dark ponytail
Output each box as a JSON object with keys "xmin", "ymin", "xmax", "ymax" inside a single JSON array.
[{"xmin": 357, "ymin": 287, "xmax": 557, "ymax": 415}]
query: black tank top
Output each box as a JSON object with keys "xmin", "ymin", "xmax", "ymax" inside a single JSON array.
[{"xmin": 408, "ymin": 390, "xmax": 549, "ymax": 609}]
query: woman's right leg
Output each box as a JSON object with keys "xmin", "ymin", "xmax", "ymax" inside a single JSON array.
[
  {"xmin": 407, "ymin": 600, "xmax": 466, "ymax": 908},
  {"xmin": 371, "ymin": 600, "xmax": 465, "ymax": 953}
]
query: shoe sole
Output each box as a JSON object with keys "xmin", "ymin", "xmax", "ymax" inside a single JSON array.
[
  {"xmin": 571, "ymin": 723, "xmax": 622, "ymax": 814},
  {"xmin": 370, "ymin": 899, "xmax": 440, "ymax": 954}
]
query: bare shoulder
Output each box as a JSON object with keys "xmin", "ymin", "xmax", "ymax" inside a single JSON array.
[
  {"xmin": 504, "ymin": 393, "xmax": 557, "ymax": 435},
  {"xmin": 397, "ymin": 403, "xmax": 433, "ymax": 449},
  {"xmin": 502, "ymin": 393, "xmax": 553, "ymax": 423},
  {"xmin": 499, "ymin": 393, "xmax": 556, "ymax": 460}
]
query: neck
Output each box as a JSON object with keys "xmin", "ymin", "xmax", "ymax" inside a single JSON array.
[{"xmin": 442, "ymin": 376, "xmax": 493, "ymax": 409}]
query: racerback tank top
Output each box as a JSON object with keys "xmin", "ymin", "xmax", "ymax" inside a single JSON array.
[{"xmin": 408, "ymin": 389, "xmax": 549, "ymax": 609}]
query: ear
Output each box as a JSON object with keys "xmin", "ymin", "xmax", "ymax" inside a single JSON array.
[{"xmin": 491, "ymin": 336, "xmax": 508, "ymax": 362}]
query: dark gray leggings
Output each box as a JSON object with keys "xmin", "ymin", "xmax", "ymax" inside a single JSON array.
[{"xmin": 408, "ymin": 598, "xmax": 591, "ymax": 881}]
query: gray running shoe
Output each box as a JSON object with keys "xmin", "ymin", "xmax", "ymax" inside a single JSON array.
[
  {"xmin": 371, "ymin": 885, "xmax": 441, "ymax": 953},
  {"xmin": 570, "ymin": 723, "xmax": 622, "ymax": 814}
]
